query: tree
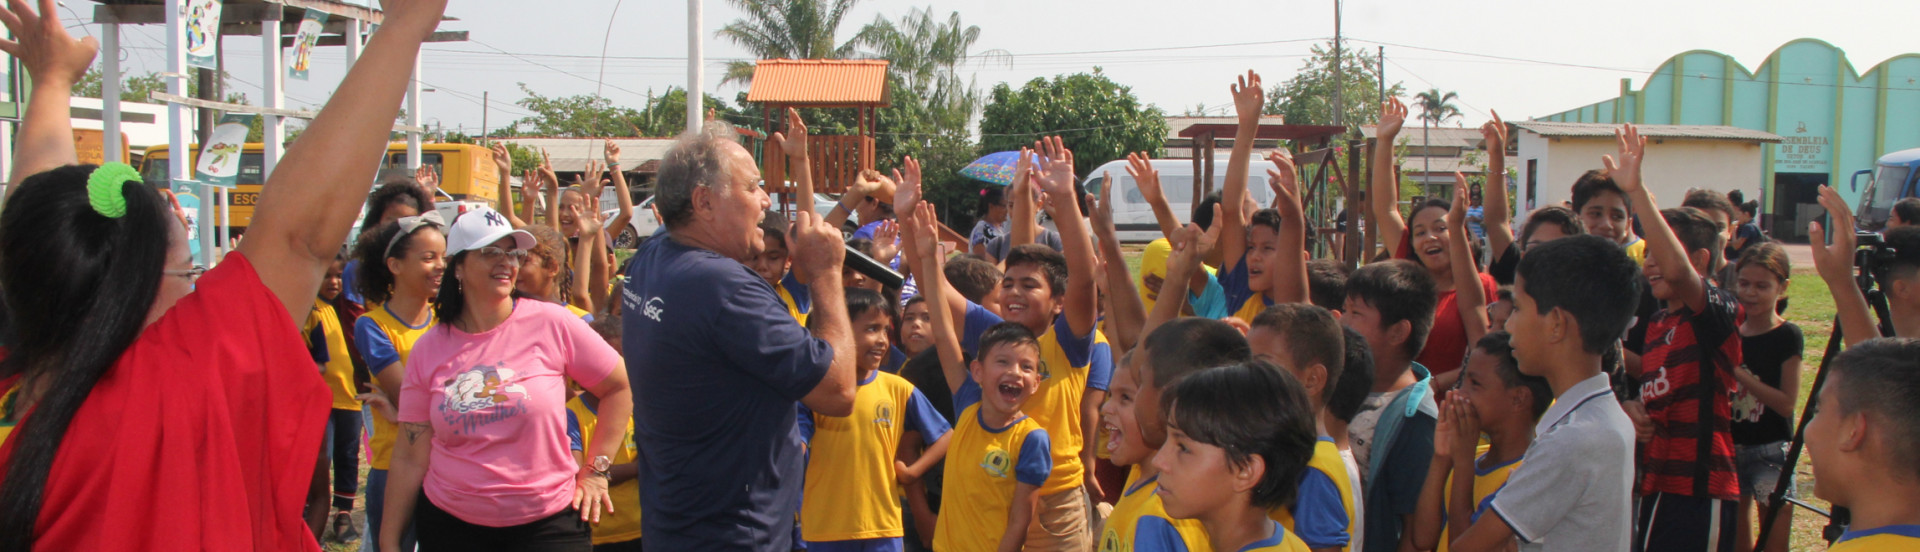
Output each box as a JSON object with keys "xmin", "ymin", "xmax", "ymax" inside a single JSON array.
[
  {"xmin": 506, "ymin": 84, "xmax": 644, "ymax": 137},
  {"xmin": 978, "ymin": 69, "xmax": 1168, "ymax": 178},
  {"xmin": 716, "ymin": 0, "xmax": 865, "ymax": 86},
  {"xmin": 1413, "ymin": 88, "xmax": 1462, "ymax": 195},
  {"xmin": 1263, "ymin": 42, "xmax": 1404, "ymax": 129},
  {"xmin": 856, "ymin": 7, "xmax": 1004, "ymax": 135},
  {"xmin": 633, "ymin": 88, "xmax": 742, "ymax": 137}
]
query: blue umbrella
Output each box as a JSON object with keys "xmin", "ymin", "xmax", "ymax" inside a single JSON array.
[{"xmin": 959, "ymin": 151, "xmax": 1042, "ymax": 186}]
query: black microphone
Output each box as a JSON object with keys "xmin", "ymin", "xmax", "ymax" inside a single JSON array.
[{"xmin": 843, "ymin": 244, "xmax": 904, "ymax": 288}]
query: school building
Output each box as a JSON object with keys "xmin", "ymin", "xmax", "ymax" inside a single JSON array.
[{"xmin": 1539, "ymin": 39, "xmax": 1920, "ymax": 241}]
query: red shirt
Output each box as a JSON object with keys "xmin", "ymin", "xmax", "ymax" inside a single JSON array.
[
  {"xmin": 0, "ymin": 253, "xmax": 328, "ymax": 551},
  {"xmin": 1637, "ymin": 280, "xmax": 1744, "ymax": 500},
  {"xmin": 1416, "ymin": 272, "xmax": 1499, "ymax": 375}
]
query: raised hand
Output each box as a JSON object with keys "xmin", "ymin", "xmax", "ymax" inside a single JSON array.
[
  {"xmin": 377, "ymin": 0, "xmax": 449, "ymax": 36},
  {"xmin": 1480, "ymin": 110, "xmax": 1508, "ymax": 153},
  {"xmin": 604, "ymin": 140, "xmax": 621, "ymax": 166},
  {"xmin": 414, "ymin": 164, "xmax": 441, "ymax": 193},
  {"xmin": 1433, "ymin": 397, "xmax": 1457, "ymax": 461},
  {"xmin": 1265, "ymin": 150, "xmax": 1300, "ymax": 215},
  {"xmin": 1167, "ymin": 204, "xmax": 1225, "ymax": 279},
  {"xmin": 894, "ymin": 156, "xmax": 923, "ymax": 214},
  {"xmin": 849, "ymin": 169, "xmax": 888, "ymax": 201},
  {"xmin": 570, "ymin": 202, "xmax": 602, "ymax": 237},
  {"xmin": 490, "ymin": 142, "xmax": 514, "ymax": 175},
  {"xmin": 1126, "ymin": 152, "xmax": 1164, "ymax": 205},
  {"xmin": 1031, "ymin": 136, "xmax": 1078, "ymax": 203},
  {"xmin": 0, "ymin": 0, "xmax": 100, "ymax": 88},
  {"xmin": 1451, "ymin": 395, "xmax": 1480, "ymax": 463},
  {"xmin": 158, "ymin": 188, "xmax": 192, "ymax": 233},
  {"xmin": 910, "ymin": 201, "xmax": 941, "ymax": 263},
  {"xmin": 1379, "ymin": 97, "xmax": 1409, "ymax": 138},
  {"xmin": 1231, "ymin": 70, "xmax": 1265, "ymax": 122},
  {"xmin": 1013, "ymin": 146, "xmax": 1035, "ymax": 193},
  {"xmin": 1601, "ymin": 123, "xmax": 1648, "ymax": 196},
  {"xmin": 788, "ymin": 210, "xmax": 847, "ymax": 286},
  {"xmin": 1090, "ymin": 172, "xmax": 1117, "ymax": 234},
  {"xmin": 577, "ymin": 160, "xmax": 608, "ymax": 200},
  {"xmin": 1809, "ymin": 185, "xmax": 1859, "ymax": 284},
  {"xmin": 870, "ymin": 220, "xmax": 900, "ymax": 262},
  {"xmin": 768, "ymin": 107, "xmax": 810, "ymax": 159},
  {"xmin": 1449, "ymin": 173, "xmax": 1471, "ymax": 230}
]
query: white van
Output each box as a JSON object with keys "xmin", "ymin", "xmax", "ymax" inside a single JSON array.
[{"xmin": 1083, "ymin": 156, "xmax": 1277, "ymax": 243}]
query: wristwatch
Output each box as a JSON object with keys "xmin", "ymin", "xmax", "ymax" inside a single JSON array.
[{"xmin": 590, "ymin": 455, "xmax": 612, "ymax": 479}]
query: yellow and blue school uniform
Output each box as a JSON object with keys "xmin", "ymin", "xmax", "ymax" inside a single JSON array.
[
  {"xmin": 566, "ymin": 303, "xmax": 594, "ymax": 323},
  {"xmin": 1137, "ymin": 518, "xmax": 1310, "ymax": 552},
  {"xmin": 1434, "ymin": 452, "xmax": 1523, "ymax": 552},
  {"xmin": 1830, "ymin": 525, "xmax": 1920, "ymax": 551},
  {"xmin": 1220, "ymin": 252, "xmax": 1273, "ymax": 325},
  {"xmin": 1271, "ymin": 437, "xmax": 1356, "ymax": 551},
  {"xmin": 957, "ymin": 302, "xmax": 1101, "ymax": 497},
  {"xmin": 1100, "ymin": 474, "xmax": 1212, "ymax": 552},
  {"xmin": 0, "ymin": 379, "xmax": 19, "ymax": 445},
  {"xmin": 304, "ymin": 299, "xmax": 361, "ymax": 411},
  {"xmin": 353, "ymin": 303, "xmax": 434, "ymax": 470},
  {"xmin": 932, "ymin": 404, "xmax": 1052, "ymax": 552},
  {"xmin": 779, "ymin": 271, "xmax": 812, "ymax": 326},
  {"xmin": 565, "ymin": 397, "xmax": 642, "ymax": 545},
  {"xmin": 797, "ymin": 371, "xmax": 950, "ymax": 548}
]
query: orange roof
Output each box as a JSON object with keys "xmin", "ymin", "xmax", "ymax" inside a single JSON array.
[{"xmin": 745, "ymin": 59, "xmax": 891, "ymax": 107}]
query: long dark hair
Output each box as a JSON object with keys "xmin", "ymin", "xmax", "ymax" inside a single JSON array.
[
  {"xmin": 434, "ymin": 250, "xmax": 528, "ymax": 329},
  {"xmin": 353, "ymin": 220, "xmax": 440, "ymax": 306},
  {"xmin": 0, "ymin": 165, "xmax": 172, "ymax": 550}
]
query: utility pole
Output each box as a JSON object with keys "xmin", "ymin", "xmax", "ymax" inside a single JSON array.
[
  {"xmin": 1377, "ymin": 46, "xmax": 1385, "ymax": 109},
  {"xmin": 1331, "ymin": 0, "xmax": 1342, "ymax": 129},
  {"xmin": 481, "ymin": 91, "xmax": 489, "ymax": 138},
  {"xmin": 687, "ymin": 0, "xmax": 704, "ymax": 134}
]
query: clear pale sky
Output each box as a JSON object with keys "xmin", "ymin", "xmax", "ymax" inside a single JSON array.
[{"xmin": 73, "ymin": 0, "xmax": 1918, "ymax": 136}]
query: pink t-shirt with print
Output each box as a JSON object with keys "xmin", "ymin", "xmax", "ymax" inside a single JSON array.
[{"xmin": 399, "ymin": 299, "xmax": 620, "ymax": 527}]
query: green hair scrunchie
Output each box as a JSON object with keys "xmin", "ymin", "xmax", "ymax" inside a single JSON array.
[{"xmin": 86, "ymin": 162, "xmax": 141, "ymax": 219}]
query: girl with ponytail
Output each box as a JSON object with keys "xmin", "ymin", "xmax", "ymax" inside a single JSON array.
[{"xmin": 0, "ymin": 0, "xmax": 450, "ymax": 550}]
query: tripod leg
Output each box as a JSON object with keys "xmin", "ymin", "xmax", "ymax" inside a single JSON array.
[{"xmin": 1755, "ymin": 318, "xmax": 1846, "ymax": 546}]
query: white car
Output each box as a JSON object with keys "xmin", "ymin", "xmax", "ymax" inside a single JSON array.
[{"xmin": 604, "ymin": 195, "xmax": 662, "ymax": 249}]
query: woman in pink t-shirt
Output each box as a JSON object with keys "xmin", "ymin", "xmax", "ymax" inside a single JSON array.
[{"xmin": 379, "ymin": 207, "xmax": 633, "ymax": 551}]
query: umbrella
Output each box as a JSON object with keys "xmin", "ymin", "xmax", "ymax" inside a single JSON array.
[{"xmin": 959, "ymin": 151, "xmax": 1042, "ymax": 186}]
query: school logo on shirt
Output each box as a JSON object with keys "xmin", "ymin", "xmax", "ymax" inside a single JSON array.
[
  {"xmin": 1098, "ymin": 529, "xmax": 1121, "ymax": 552},
  {"xmin": 642, "ymin": 297, "xmax": 665, "ymax": 321},
  {"xmin": 438, "ymin": 363, "xmax": 530, "ymax": 435},
  {"xmin": 1037, "ymin": 359, "xmax": 1052, "ymax": 382},
  {"xmin": 873, "ymin": 401, "xmax": 894, "ymax": 428},
  {"xmin": 981, "ymin": 446, "xmax": 1012, "ymax": 479}
]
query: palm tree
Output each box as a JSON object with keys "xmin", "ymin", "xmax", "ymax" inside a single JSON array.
[
  {"xmin": 1414, "ymin": 88, "xmax": 1462, "ymax": 196},
  {"xmin": 716, "ymin": 0, "xmax": 866, "ymax": 86},
  {"xmin": 854, "ymin": 7, "xmax": 1007, "ymax": 134}
]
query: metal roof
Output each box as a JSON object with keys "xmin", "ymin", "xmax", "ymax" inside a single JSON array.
[
  {"xmin": 1357, "ymin": 125, "xmax": 1487, "ymax": 148},
  {"xmin": 745, "ymin": 59, "xmax": 891, "ymax": 107},
  {"xmin": 1511, "ymin": 121, "xmax": 1782, "ymax": 143}
]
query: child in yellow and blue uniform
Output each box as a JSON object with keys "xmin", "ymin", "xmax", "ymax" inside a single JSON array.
[
  {"xmin": 753, "ymin": 211, "xmax": 812, "ymax": 325},
  {"xmin": 931, "ymin": 321, "xmax": 1054, "ymax": 552},
  {"xmin": 796, "ymin": 288, "xmax": 953, "ymax": 552},
  {"xmin": 304, "ymin": 255, "xmax": 365, "ymax": 537},
  {"xmin": 1134, "ymin": 362, "xmax": 1317, "ymax": 552},
  {"xmin": 1410, "ymin": 333, "xmax": 1547, "ymax": 552},
  {"xmin": 1804, "ymin": 339, "xmax": 1920, "ymax": 552},
  {"xmin": 1247, "ymin": 304, "xmax": 1357, "ymax": 551},
  {"xmin": 1096, "ymin": 351, "xmax": 1211, "ymax": 552},
  {"xmin": 566, "ymin": 394, "xmax": 642, "ymax": 551}
]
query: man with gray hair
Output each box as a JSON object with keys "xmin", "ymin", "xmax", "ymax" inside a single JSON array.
[{"xmin": 622, "ymin": 121, "xmax": 856, "ymax": 550}]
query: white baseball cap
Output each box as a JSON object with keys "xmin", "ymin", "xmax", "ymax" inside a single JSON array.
[{"xmin": 445, "ymin": 206, "xmax": 536, "ymax": 254}]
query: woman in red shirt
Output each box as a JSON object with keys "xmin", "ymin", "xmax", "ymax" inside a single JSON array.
[{"xmin": 0, "ymin": 0, "xmax": 449, "ymax": 550}]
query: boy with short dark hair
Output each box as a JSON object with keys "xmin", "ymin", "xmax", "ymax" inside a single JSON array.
[
  {"xmin": 1327, "ymin": 327, "xmax": 1377, "ymax": 552},
  {"xmin": 1133, "ymin": 362, "xmax": 1319, "ymax": 551},
  {"xmin": 1452, "ymin": 233, "xmax": 1641, "ymax": 552},
  {"xmin": 1307, "ymin": 259, "xmax": 1350, "ymax": 314},
  {"xmin": 1341, "ymin": 260, "xmax": 1439, "ymax": 552},
  {"xmin": 752, "ymin": 210, "xmax": 812, "ymax": 325},
  {"xmin": 1806, "ymin": 338, "xmax": 1920, "ymax": 551},
  {"xmin": 1411, "ymin": 332, "xmax": 1550, "ymax": 552},
  {"xmin": 1250, "ymin": 304, "xmax": 1356, "ymax": 552},
  {"xmin": 1570, "ymin": 170, "xmax": 1644, "ymax": 264}
]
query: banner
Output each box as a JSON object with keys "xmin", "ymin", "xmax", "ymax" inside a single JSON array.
[
  {"xmin": 171, "ymin": 180, "xmax": 202, "ymax": 258},
  {"xmin": 184, "ymin": 0, "xmax": 221, "ymax": 70},
  {"xmin": 288, "ymin": 10, "xmax": 328, "ymax": 81},
  {"xmin": 195, "ymin": 113, "xmax": 255, "ymax": 188}
]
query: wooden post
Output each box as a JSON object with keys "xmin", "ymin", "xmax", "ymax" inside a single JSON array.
[
  {"xmin": 1191, "ymin": 136, "xmax": 1204, "ymax": 220},
  {"xmin": 1344, "ymin": 138, "xmax": 1363, "ymax": 269},
  {"xmin": 1202, "ymin": 134, "xmax": 1216, "ymax": 202},
  {"xmin": 763, "ymin": 105, "xmax": 786, "ymax": 214},
  {"xmin": 1363, "ymin": 139, "xmax": 1378, "ymax": 262}
]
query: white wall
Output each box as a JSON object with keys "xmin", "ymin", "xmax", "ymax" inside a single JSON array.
[{"xmin": 1517, "ymin": 130, "xmax": 1765, "ymax": 221}]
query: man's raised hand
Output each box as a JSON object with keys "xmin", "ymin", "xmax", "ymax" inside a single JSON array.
[{"xmin": 788, "ymin": 210, "xmax": 846, "ymax": 286}]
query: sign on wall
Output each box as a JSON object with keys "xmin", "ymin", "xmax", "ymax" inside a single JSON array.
[{"xmin": 1774, "ymin": 122, "xmax": 1832, "ymax": 173}]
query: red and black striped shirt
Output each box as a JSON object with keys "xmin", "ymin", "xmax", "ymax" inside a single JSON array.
[{"xmin": 1637, "ymin": 280, "xmax": 1745, "ymax": 500}]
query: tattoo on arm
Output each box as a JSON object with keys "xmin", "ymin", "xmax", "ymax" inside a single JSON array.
[{"xmin": 401, "ymin": 422, "xmax": 431, "ymax": 445}]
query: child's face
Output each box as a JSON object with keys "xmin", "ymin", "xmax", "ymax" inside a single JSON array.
[
  {"xmin": 1738, "ymin": 210, "xmax": 1754, "ymax": 225},
  {"xmin": 514, "ymin": 250, "xmax": 558, "ymax": 299},
  {"xmin": 1522, "ymin": 224, "xmax": 1571, "ymax": 253},
  {"xmin": 320, "ymin": 259, "xmax": 346, "ymax": 301},
  {"xmin": 1458, "ymin": 347, "xmax": 1520, "ymax": 429},
  {"xmin": 1641, "ymin": 250, "xmax": 1681, "ymax": 301},
  {"xmin": 1505, "ymin": 276, "xmax": 1548, "ymax": 376},
  {"xmin": 1488, "ymin": 299, "xmax": 1514, "ymax": 330},
  {"xmin": 1733, "ymin": 265, "xmax": 1784, "ymax": 316},
  {"xmin": 1100, "ymin": 359, "xmax": 1154, "ymax": 466},
  {"xmin": 852, "ymin": 309, "xmax": 893, "ymax": 373},
  {"xmin": 972, "ymin": 342, "xmax": 1040, "ymax": 415},
  {"xmin": 1341, "ymin": 297, "xmax": 1398, "ymax": 363},
  {"xmin": 750, "ymin": 234, "xmax": 789, "ymax": 286},
  {"xmin": 1805, "ymin": 371, "xmax": 1854, "ymax": 505},
  {"xmin": 901, "ymin": 301, "xmax": 933, "ymax": 355},
  {"xmin": 1245, "ymin": 225, "xmax": 1280, "ymax": 292},
  {"xmin": 1409, "ymin": 206, "xmax": 1454, "ymax": 272},
  {"xmin": 1000, "ymin": 263, "xmax": 1061, "ymax": 331},
  {"xmin": 1133, "ymin": 354, "xmax": 1171, "ymax": 448},
  {"xmin": 1150, "ymin": 410, "xmax": 1244, "ymax": 520},
  {"xmin": 1578, "ymin": 192, "xmax": 1632, "ymax": 244},
  {"xmin": 842, "ymin": 269, "xmax": 881, "ymax": 292}
]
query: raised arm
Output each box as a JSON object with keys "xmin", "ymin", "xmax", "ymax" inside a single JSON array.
[
  {"xmin": 769, "ymin": 108, "xmax": 815, "ymax": 215},
  {"xmin": 1480, "ymin": 112, "xmax": 1514, "ymax": 256},
  {"xmin": 1446, "ymin": 174, "xmax": 1490, "ymax": 345},
  {"xmin": 604, "ymin": 141, "xmax": 634, "ymax": 239},
  {"xmin": 1372, "ymin": 98, "xmax": 1410, "ymax": 253},
  {"xmin": 1127, "ymin": 152, "xmax": 1181, "ymax": 239},
  {"xmin": 540, "ymin": 150, "xmax": 561, "ymax": 227},
  {"xmin": 914, "ymin": 202, "xmax": 970, "ymax": 393},
  {"xmin": 1009, "ymin": 148, "xmax": 1038, "ymax": 251},
  {"xmin": 1810, "ymin": 185, "xmax": 1880, "ymax": 346},
  {"xmin": 828, "ymin": 167, "xmax": 883, "ymax": 231},
  {"xmin": 1092, "ymin": 174, "xmax": 1148, "ymax": 352},
  {"xmin": 1143, "ymin": 213, "xmax": 1223, "ymax": 339},
  {"xmin": 237, "ymin": 0, "xmax": 446, "ymax": 323},
  {"xmin": 1034, "ymin": 137, "xmax": 1098, "ymax": 337},
  {"xmin": 1412, "ymin": 400, "xmax": 1459, "ymax": 552},
  {"xmin": 0, "ymin": 0, "xmax": 96, "ymax": 196},
  {"xmin": 791, "ymin": 210, "xmax": 857, "ymax": 416},
  {"xmin": 490, "ymin": 143, "xmax": 525, "ymax": 228},
  {"xmin": 1265, "ymin": 150, "xmax": 1309, "ymax": 305},
  {"xmin": 522, "ymin": 169, "xmax": 545, "ymax": 226},
  {"xmin": 1608, "ymin": 123, "xmax": 1707, "ymax": 313},
  {"xmin": 568, "ymin": 202, "xmax": 598, "ymax": 312},
  {"xmin": 1219, "ymin": 71, "xmax": 1264, "ymax": 272}
]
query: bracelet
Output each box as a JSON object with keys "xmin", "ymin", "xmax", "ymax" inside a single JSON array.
[
  {"xmin": 833, "ymin": 201, "xmax": 853, "ymax": 214},
  {"xmin": 608, "ymin": 163, "xmax": 621, "ymax": 170}
]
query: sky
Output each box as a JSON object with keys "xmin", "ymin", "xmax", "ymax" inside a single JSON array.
[{"xmin": 71, "ymin": 0, "xmax": 1920, "ymax": 137}]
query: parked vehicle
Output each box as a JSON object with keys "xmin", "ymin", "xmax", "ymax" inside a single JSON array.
[
  {"xmin": 1081, "ymin": 156, "xmax": 1277, "ymax": 242},
  {"xmin": 1853, "ymin": 148, "xmax": 1920, "ymax": 232},
  {"xmin": 142, "ymin": 142, "xmax": 500, "ymax": 234}
]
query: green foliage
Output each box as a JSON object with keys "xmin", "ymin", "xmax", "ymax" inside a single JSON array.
[
  {"xmin": 716, "ymin": 0, "xmax": 866, "ymax": 86},
  {"xmin": 1264, "ymin": 42, "xmax": 1404, "ymax": 130},
  {"xmin": 978, "ymin": 69, "xmax": 1168, "ymax": 178},
  {"xmin": 503, "ymin": 85, "xmax": 740, "ymax": 138},
  {"xmin": 1414, "ymin": 88, "xmax": 1463, "ymax": 127},
  {"xmin": 856, "ymin": 7, "xmax": 1002, "ymax": 137}
]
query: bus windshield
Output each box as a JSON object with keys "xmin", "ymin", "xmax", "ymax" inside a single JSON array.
[{"xmin": 1859, "ymin": 164, "xmax": 1911, "ymax": 232}]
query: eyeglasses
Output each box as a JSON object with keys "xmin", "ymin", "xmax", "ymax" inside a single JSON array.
[
  {"xmin": 475, "ymin": 246, "xmax": 531, "ymax": 265},
  {"xmin": 164, "ymin": 266, "xmax": 208, "ymax": 282}
]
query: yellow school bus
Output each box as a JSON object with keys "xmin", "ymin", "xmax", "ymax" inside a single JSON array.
[{"xmin": 140, "ymin": 142, "xmax": 500, "ymax": 233}]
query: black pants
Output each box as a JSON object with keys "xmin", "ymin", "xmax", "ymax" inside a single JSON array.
[
  {"xmin": 415, "ymin": 493, "xmax": 592, "ymax": 551},
  {"xmin": 1635, "ymin": 492, "xmax": 1736, "ymax": 552}
]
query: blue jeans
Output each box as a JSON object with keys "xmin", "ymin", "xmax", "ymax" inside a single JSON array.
[
  {"xmin": 325, "ymin": 408, "xmax": 363, "ymax": 511},
  {"xmin": 364, "ymin": 469, "xmax": 417, "ymax": 551}
]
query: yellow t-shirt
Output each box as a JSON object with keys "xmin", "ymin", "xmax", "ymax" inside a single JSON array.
[
  {"xmin": 1028, "ymin": 322, "xmax": 1099, "ymax": 495},
  {"xmin": 566, "ymin": 303, "xmax": 593, "ymax": 321},
  {"xmin": 933, "ymin": 404, "xmax": 1053, "ymax": 552},
  {"xmin": 1272, "ymin": 438, "xmax": 1357, "ymax": 551},
  {"xmin": 1138, "ymin": 238, "xmax": 1217, "ymax": 316},
  {"xmin": 567, "ymin": 397, "xmax": 641, "ymax": 545},
  {"xmin": 305, "ymin": 299, "xmax": 361, "ymax": 411},
  {"xmin": 777, "ymin": 284, "xmax": 809, "ymax": 326},
  {"xmin": 0, "ymin": 382, "xmax": 18, "ymax": 446},
  {"xmin": 1623, "ymin": 237, "xmax": 1648, "ymax": 266},
  {"xmin": 801, "ymin": 371, "xmax": 948, "ymax": 542},
  {"xmin": 356, "ymin": 303, "xmax": 434, "ymax": 471},
  {"xmin": 1232, "ymin": 291, "xmax": 1272, "ymax": 325},
  {"xmin": 1137, "ymin": 517, "xmax": 1309, "ymax": 552},
  {"xmin": 1099, "ymin": 474, "xmax": 1212, "ymax": 552},
  {"xmin": 1829, "ymin": 525, "xmax": 1920, "ymax": 552},
  {"xmin": 1435, "ymin": 452, "xmax": 1523, "ymax": 552}
]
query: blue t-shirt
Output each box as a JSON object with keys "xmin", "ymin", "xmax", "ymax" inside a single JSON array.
[
  {"xmin": 342, "ymin": 259, "xmax": 364, "ymax": 306},
  {"xmin": 1219, "ymin": 252, "xmax": 1274, "ymax": 316},
  {"xmin": 1466, "ymin": 206, "xmax": 1486, "ymax": 240},
  {"xmin": 1189, "ymin": 271, "xmax": 1230, "ymax": 320},
  {"xmin": 623, "ymin": 235, "xmax": 834, "ymax": 551}
]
